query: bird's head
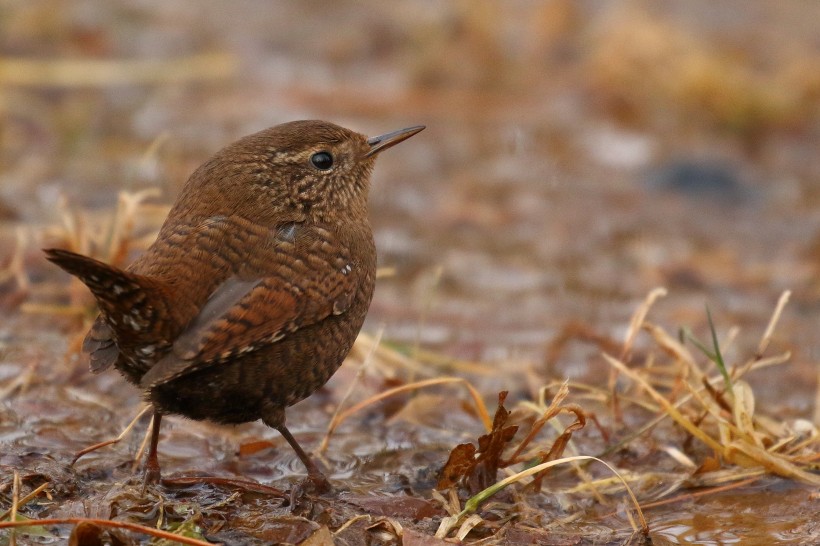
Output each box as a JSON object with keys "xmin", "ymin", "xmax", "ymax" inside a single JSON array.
[{"xmin": 171, "ymin": 120, "xmax": 424, "ymax": 226}]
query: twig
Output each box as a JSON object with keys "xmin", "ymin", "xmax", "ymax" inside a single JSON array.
[{"xmin": 0, "ymin": 518, "xmax": 217, "ymax": 545}]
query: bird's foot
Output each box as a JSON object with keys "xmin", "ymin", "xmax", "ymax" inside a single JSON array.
[
  {"xmin": 143, "ymin": 465, "xmax": 162, "ymax": 486},
  {"xmin": 304, "ymin": 471, "xmax": 332, "ymax": 494},
  {"xmin": 141, "ymin": 455, "xmax": 162, "ymax": 491},
  {"xmin": 289, "ymin": 471, "xmax": 332, "ymax": 501},
  {"xmin": 286, "ymin": 472, "xmax": 332, "ymax": 512}
]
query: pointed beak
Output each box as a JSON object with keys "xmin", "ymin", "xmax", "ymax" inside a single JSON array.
[{"xmin": 365, "ymin": 125, "xmax": 425, "ymax": 158}]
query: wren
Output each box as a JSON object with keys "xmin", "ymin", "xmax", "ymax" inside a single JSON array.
[{"xmin": 45, "ymin": 120, "xmax": 424, "ymax": 489}]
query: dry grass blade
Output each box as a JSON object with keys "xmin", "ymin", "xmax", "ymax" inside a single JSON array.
[
  {"xmin": 725, "ymin": 440, "xmax": 820, "ymax": 485},
  {"xmin": 622, "ymin": 287, "xmax": 667, "ymax": 359},
  {"xmin": 18, "ymin": 303, "xmax": 87, "ymax": 317},
  {"xmin": 731, "ymin": 290, "xmax": 792, "ymax": 380},
  {"xmin": 503, "ymin": 382, "xmax": 588, "ymax": 481},
  {"xmin": 413, "ymin": 265, "xmax": 444, "ymax": 365},
  {"xmin": 604, "ymin": 353, "xmax": 724, "ymax": 453},
  {"xmin": 0, "ymin": 365, "xmax": 34, "ymax": 401},
  {"xmin": 0, "ymin": 482, "xmax": 50, "ymax": 522},
  {"xmin": 138, "ymin": 131, "xmax": 170, "ymax": 167},
  {"xmin": 394, "ymin": 343, "xmax": 500, "ymax": 376},
  {"xmin": 132, "ymin": 413, "xmax": 156, "ymax": 473},
  {"xmin": 320, "ymin": 325, "xmax": 385, "ymax": 452},
  {"xmin": 0, "ymin": 228, "xmax": 29, "ymax": 290},
  {"xmin": 71, "ymin": 405, "xmax": 152, "ymax": 466},
  {"xmin": 597, "ymin": 402, "xmax": 688, "ymax": 458},
  {"xmin": 643, "ymin": 322, "xmax": 700, "ymax": 381},
  {"xmin": 323, "ymin": 377, "xmax": 492, "ymax": 450},
  {"xmin": 505, "ymin": 381, "xmax": 571, "ymax": 464},
  {"xmin": 815, "ymin": 367, "xmax": 820, "ymax": 426},
  {"xmin": 9, "ymin": 471, "xmax": 20, "ymax": 546},
  {"xmin": 53, "ymin": 194, "xmax": 88, "ymax": 254},
  {"xmin": 455, "ymin": 514, "xmax": 484, "ymax": 541},
  {"xmin": 605, "ymin": 342, "xmax": 820, "ymax": 486},
  {"xmin": 430, "ymin": 488, "xmax": 461, "ymax": 517},
  {"xmin": 31, "ymin": 188, "xmax": 165, "ymax": 294},
  {"xmin": 436, "ymin": 455, "xmax": 648, "ymax": 539},
  {"xmin": 374, "ymin": 266, "xmax": 397, "ymax": 281},
  {"xmin": 756, "ymin": 290, "xmax": 790, "ymax": 358},
  {"xmin": 638, "ymin": 476, "xmax": 761, "ymax": 511},
  {"xmin": 0, "ymin": 52, "xmax": 236, "ymax": 87},
  {"xmin": 107, "ymin": 189, "xmax": 162, "ymax": 267},
  {"xmin": 348, "ymin": 333, "xmax": 429, "ymax": 378},
  {"xmin": 661, "ymin": 446, "xmax": 696, "ymax": 468}
]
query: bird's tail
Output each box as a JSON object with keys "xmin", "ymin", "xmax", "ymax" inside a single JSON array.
[{"xmin": 44, "ymin": 248, "xmax": 171, "ymax": 343}]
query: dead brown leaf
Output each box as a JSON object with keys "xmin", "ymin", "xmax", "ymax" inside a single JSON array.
[{"xmin": 437, "ymin": 391, "xmax": 518, "ymax": 493}]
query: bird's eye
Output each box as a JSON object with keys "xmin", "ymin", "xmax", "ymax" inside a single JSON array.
[{"xmin": 310, "ymin": 151, "xmax": 334, "ymax": 170}]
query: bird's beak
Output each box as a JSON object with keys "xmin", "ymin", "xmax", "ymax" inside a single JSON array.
[{"xmin": 365, "ymin": 125, "xmax": 425, "ymax": 158}]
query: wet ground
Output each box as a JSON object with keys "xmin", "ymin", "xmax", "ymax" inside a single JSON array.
[{"xmin": 2, "ymin": 1, "xmax": 820, "ymax": 544}]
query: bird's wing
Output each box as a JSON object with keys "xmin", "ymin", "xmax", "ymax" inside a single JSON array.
[{"xmin": 140, "ymin": 225, "xmax": 362, "ymax": 388}]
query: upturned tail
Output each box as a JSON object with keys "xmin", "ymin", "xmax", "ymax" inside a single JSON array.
[{"xmin": 43, "ymin": 248, "xmax": 174, "ymax": 346}]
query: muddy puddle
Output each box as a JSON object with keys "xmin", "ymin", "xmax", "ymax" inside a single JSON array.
[{"xmin": 2, "ymin": 1, "xmax": 820, "ymax": 544}]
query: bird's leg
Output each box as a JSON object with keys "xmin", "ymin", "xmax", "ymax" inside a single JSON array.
[
  {"xmin": 143, "ymin": 412, "xmax": 163, "ymax": 486},
  {"xmin": 275, "ymin": 424, "xmax": 331, "ymax": 493}
]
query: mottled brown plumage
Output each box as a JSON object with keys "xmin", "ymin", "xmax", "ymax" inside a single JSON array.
[{"xmin": 45, "ymin": 120, "xmax": 424, "ymax": 489}]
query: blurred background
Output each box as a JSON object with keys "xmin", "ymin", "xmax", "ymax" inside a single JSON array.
[
  {"xmin": 2, "ymin": 1, "xmax": 820, "ymax": 542},
  {"xmin": 3, "ymin": 0, "xmax": 818, "ymax": 402}
]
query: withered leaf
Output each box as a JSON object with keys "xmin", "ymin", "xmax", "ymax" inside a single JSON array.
[
  {"xmin": 437, "ymin": 443, "xmax": 477, "ymax": 490},
  {"xmin": 437, "ymin": 391, "xmax": 518, "ymax": 493}
]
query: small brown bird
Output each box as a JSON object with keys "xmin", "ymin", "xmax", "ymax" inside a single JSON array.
[{"xmin": 45, "ymin": 120, "xmax": 424, "ymax": 489}]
